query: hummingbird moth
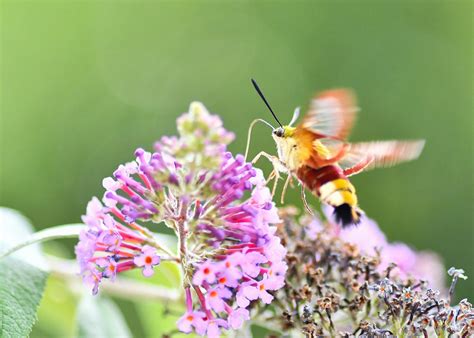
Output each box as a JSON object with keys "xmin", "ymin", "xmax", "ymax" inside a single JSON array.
[{"xmin": 246, "ymin": 79, "xmax": 425, "ymax": 227}]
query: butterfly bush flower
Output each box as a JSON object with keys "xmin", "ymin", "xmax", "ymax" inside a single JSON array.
[
  {"xmin": 265, "ymin": 208, "xmax": 473, "ymax": 337},
  {"xmin": 75, "ymin": 197, "xmax": 164, "ymax": 294},
  {"xmin": 75, "ymin": 102, "xmax": 287, "ymax": 337}
]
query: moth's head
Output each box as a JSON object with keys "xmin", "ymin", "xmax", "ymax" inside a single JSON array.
[
  {"xmin": 271, "ymin": 106, "xmax": 299, "ymax": 140},
  {"xmin": 272, "ymin": 125, "xmax": 295, "ymax": 140}
]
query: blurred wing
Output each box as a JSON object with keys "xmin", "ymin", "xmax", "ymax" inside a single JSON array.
[
  {"xmin": 314, "ymin": 138, "xmax": 348, "ymax": 160},
  {"xmin": 303, "ymin": 137, "xmax": 349, "ymax": 169},
  {"xmin": 300, "ymin": 89, "xmax": 358, "ymax": 140},
  {"xmin": 340, "ymin": 140, "xmax": 425, "ymax": 176}
]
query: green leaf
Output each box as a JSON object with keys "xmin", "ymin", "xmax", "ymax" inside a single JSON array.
[
  {"xmin": 137, "ymin": 300, "xmax": 187, "ymax": 338},
  {"xmin": 251, "ymin": 323, "xmax": 284, "ymax": 337},
  {"xmin": 0, "ymin": 208, "xmax": 49, "ymax": 337},
  {"xmin": 0, "ymin": 207, "xmax": 47, "ymax": 268},
  {"xmin": 76, "ymin": 296, "xmax": 132, "ymax": 338},
  {"xmin": 0, "ymin": 223, "xmax": 84, "ymax": 261},
  {"xmin": 0, "ymin": 256, "xmax": 48, "ymax": 338},
  {"xmin": 154, "ymin": 232, "xmax": 178, "ymax": 256}
]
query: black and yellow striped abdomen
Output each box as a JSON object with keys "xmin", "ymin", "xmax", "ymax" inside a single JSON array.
[{"xmin": 297, "ymin": 165, "xmax": 362, "ymax": 226}]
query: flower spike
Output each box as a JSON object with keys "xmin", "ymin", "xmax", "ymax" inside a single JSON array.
[{"xmin": 76, "ymin": 102, "xmax": 287, "ymax": 336}]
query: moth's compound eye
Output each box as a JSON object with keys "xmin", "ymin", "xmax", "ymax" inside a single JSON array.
[{"xmin": 273, "ymin": 128, "xmax": 284, "ymax": 137}]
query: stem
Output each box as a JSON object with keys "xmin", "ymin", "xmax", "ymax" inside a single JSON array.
[
  {"xmin": 160, "ymin": 255, "xmax": 181, "ymax": 263},
  {"xmin": 178, "ymin": 221, "xmax": 187, "ymax": 263},
  {"xmin": 326, "ymin": 308, "xmax": 335, "ymax": 334},
  {"xmin": 193, "ymin": 285, "xmax": 213, "ymax": 319},
  {"xmin": 185, "ymin": 287, "xmax": 193, "ymax": 312},
  {"xmin": 0, "ymin": 224, "xmax": 84, "ymax": 260},
  {"xmin": 176, "ymin": 199, "xmax": 190, "ymax": 287},
  {"xmin": 47, "ymin": 255, "xmax": 181, "ymax": 302},
  {"xmin": 448, "ymin": 276, "xmax": 458, "ymax": 304},
  {"xmin": 147, "ymin": 237, "xmax": 178, "ymax": 260}
]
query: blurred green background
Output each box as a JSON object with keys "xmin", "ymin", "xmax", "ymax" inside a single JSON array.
[{"xmin": 1, "ymin": 0, "xmax": 472, "ymax": 337}]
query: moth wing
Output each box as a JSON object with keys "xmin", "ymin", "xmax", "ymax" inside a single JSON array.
[
  {"xmin": 313, "ymin": 137, "xmax": 347, "ymax": 160},
  {"xmin": 339, "ymin": 140, "xmax": 425, "ymax": 177},
  {"xmin": 300, "ymin": 89, "xmax": 358, "ymax": 140},
  {"xmin": 301, "ymin": 137, "xmax": 349, "ymax": 169}
]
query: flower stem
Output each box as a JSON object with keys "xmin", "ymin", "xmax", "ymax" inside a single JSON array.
[
  {"xmin": 46, "ymin": 255, "xmax": 181, "ymax": 302},
  {"xmin": 146, "ymin": 237, "xmax": 178, "ymax": 260},
  {"xmin": 176, "ymin": 199, "xmax": 190, "ymax": 287}
]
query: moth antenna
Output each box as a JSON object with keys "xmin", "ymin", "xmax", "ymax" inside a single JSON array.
[
  {"xmin": 289, "ymin": 107, "xmax": 300, "ymax": 126},
  {"xmin": 244, "ymin": 118, "xmax": 274, "ymax": 162},
  {"xmin": 251, "ymin": 78, "xmax": 283, "ymax": 128}
]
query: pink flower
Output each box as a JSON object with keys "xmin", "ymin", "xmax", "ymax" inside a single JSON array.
[
  {"xmin": 204, "ymin": 318, "xmax": 228, "ymax": 338},
  {"xmin": 413, "ymin": 252, "xmax": 446, "ymax": 291},
  {"xmin": 97, "ymin": 258, "xmax": 117, "ymax": 281},
  {"xmin": 246, "ymin": 185, "xmax": 281, "ymax": 227},
  {"xmin": 102, "ymin": 176, "xmax": 122, "ymax": 192},
  {"xmin": 238, "ymin": 251, "xmax": 268, "ymax": 278},
  {"xmin": 254, "ymin": 276, "xmax": 275, "ymax": 304},
  {"xmin": 338, "ymin": 217, "xmax": 387, "ymax": 256},
  {"xmin": 266, "ymin": 261, "xmax": 288, "ymax": 290},
  {"xmin": 383, "ymin": 242, "xmax": 418, "ymax": 274},
  {"xmin": 177, "ymin": 311, "xmax": 206, "ymax": 335},
  {"xmin": 134, "ymin": 245, "xmax": 160, "ymax": 277},
  {"xmin": 236, "ymin": 282, "xmax": 259, "ymax": 308},
  {"xmin": 206, "ymin": 287, "xmax": 232, "ymax": 313},
  {"xmin": 97, "ymin": 216, "xmax": 122, "ymax": 252},
  {"xmin": 216, "ymin": 256, "xmax": 242, "ymax": 288},
  {"xmin": 76, "ymin": 231, "xmax": 98, "ymax": 272},
  {"xmin": 236, "ymin": 277, "xmax": 274, "ymax": 308},
  {"xmin": 81, "ymin": 197, "xmax": 107, "ymax": 228},
  {"xmin": 263, "ymin": 235, "xmax": 287, "ymax": 262},
  {"xmin": 76, "ymin": 199, "xmax": 162, "ymax": 294},
  {"xmin": 228, "ymin": 308, "xmax": 250, "ymax": 330},
  {"xmin": 82, "ymin": 263, "xmax": 102, "ymax": 295},
  {"xmin": 193, "ymin": 261, "xmax": 218, "ymax": 285}
]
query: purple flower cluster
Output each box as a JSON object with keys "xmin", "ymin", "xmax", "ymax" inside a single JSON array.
[
  {"xmin": 76, "ymin": 197, "xmax": 162, "ymax": 294},
  {"xmin": 76, "ymin": 102, "xmax": 287, "ymax": 337},
  {"xmin": 177, "ymin": 169, "xmax": 287, "ymax": 337}
]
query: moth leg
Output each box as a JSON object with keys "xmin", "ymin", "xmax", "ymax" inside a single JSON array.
[
  {"xmin": 252, "ymin": 151, "xmax": 288, "ymax": 173},
  {"xmin": 280, "ymin": 174, "xmax": 293, "ymax": 204},
  {"xmin": 301, "ymin": 185, "xmax": 314, "ymax": 215},
  {"xmin": 271, "ymin": 170, "xmax": 281, "ymax": 198},
  {"xmin": 266, "ymin": 169, "xmax": 281, "ymax": 198},
  {"xmin": 251, "ymin": 151, "xmax": 286, "ymax": 198},
  {"xmin": 266, "ymin": 170, "xmax": 276, "ymax": 185},
  {"xmin": 252, "ymin": 151, "xmax": 278, "ymax": 166}
]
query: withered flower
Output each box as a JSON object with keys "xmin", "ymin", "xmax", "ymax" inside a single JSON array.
[{"xmin": 256, "ymin": 208, "xmax": 473, "ymax": 337}]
